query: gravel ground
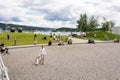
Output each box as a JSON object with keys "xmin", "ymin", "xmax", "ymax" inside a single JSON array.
[{"xmin": 2, "ymin": 43, "xmax": 120, "ymax": 80}]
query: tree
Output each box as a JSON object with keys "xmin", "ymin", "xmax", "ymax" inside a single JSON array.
[
  {"xmin": 101, "ymin": 21, "xmax": 109, "ymax": 31},
  {"xmin": 77, "ymin": 13, "xmax": 88, "ymax": 32},
  {"xmin": 109, "ymin": 20, "xmax": 115, "ymax": 32},
  {"xmin": 109, "ymin": 20, "xmax": 115, "ymax": 28},
  {"xmin": 77, "ymin": 14, "xmax": 99, "ymax": 32},
  {"xmin": 101, "ymin": 18, "xmax": 115, "ymax": 31},
  {"xmin": 88, "ymin": 15, "xmax": 99, "ymax": 31}
]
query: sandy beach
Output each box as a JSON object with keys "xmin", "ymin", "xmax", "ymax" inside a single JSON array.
[{"xmin": 2, "ymin": 42, "xmax": 120, "ymax": 80}]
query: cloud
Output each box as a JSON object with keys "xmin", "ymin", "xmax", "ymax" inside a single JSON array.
[
  {"xmin": 0, "ymin": 0, "xmax": 120, "ymax": 28},
  {"xmin": 11, "ymin": 17, "xmax": 21, "ymax": 22},
  {"xmin": 0, "ymin": 17, "xmax": 9, "ymax": 22},
  {"xmin": 43, "ymin": 6, "xmax": 73, "ymax": 22}
]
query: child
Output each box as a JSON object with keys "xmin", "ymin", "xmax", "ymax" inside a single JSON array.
[
  {"xmin": 35, "ymin": 56, "xmax": 40, "ymax": 66},
  {"xmin": 39, "ymin": 45, "xmax": 46, "ymax": 65}
]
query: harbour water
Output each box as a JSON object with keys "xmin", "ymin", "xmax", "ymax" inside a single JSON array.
[{"xmin": 34, "ymin": 31, "xmax": 81, "ymax": 36}]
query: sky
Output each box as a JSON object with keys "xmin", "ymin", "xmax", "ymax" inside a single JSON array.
[{"xmin": 0, "ymin": 0, "xmax": 120, "ymax": 28}]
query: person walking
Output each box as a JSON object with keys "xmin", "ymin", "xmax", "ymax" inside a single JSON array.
[
  {"xmin": 34, "ymin": 34, "xmax": 37, "ymax": 41},
  {"xmin": 7, "ymin": 33, "xmax": 10, "ymax": 40},
  {"xmin": 39, "ymin": 45, "xmax": 46, "ymax": 65}
]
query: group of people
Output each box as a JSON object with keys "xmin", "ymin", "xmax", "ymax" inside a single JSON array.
[
  {"xmin": 50, "ymin": 33, "xmax": 60, "ymax": 41},
  {"xmin": 114, "ymin": 38, "xmax": 119, "ymax": 43}
]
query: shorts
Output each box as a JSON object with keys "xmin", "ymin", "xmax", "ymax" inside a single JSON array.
[{"xmin": 41, "ymin": 54, "xmax": 46, "ymax": 59}]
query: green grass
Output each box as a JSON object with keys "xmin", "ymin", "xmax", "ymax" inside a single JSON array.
[
  {"xmin": 79, "ymin": 31, "xmax": 120, "ymax": 41},
  {"xmin": 1, "ymin": 31, "xmax": 120, "ymax": 46},
  {"xmin": 0, "ymin": 32, "xmax": 67, "ymax": 46}
]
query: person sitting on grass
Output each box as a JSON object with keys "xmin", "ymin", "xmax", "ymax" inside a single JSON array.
[
  {"xmin": 68, "ymin": 39, "xmax": 72, "ymax": 45},
  {"xmin": 0, "ymin": 43, "xmax": 9, "ymax": 54},
  {"xmin": 48, "ymin": 40, "xmax": 52, "ymax": 46},
  {"xmin": 114, "ymin": 38, "xmax": 119, "ymax": 43},
  {"xmin": 58, "ymin": 39, "xmax": 64, "ymax": 46}
]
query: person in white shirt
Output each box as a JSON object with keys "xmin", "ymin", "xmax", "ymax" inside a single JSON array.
[{"xmin": 39, "ymin": 45, "xmax": 46, "ymax": 65}]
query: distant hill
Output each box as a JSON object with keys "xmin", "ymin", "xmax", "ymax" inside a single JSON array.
[
  {"xmin": 0, "ymin": 22, "xmax": 78, "ymax": 32},
  {"xmin": 0, "ymin": 22, "xmax": 55, "ymax": 31}
]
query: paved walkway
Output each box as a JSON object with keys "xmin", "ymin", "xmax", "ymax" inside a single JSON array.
[
  {"xmin": 2, "ymin": 42, "xmax": 120, "ymax": 80},
  {"xmin": 8, "ymin": 38, "xmax": 112, "ymax": 49}
]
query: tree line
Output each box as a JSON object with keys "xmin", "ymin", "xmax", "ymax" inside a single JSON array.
[
  {"xmin": 77, "ymin": 13, "xmax": 115, "ymax": 32},
  {"xmin": 0, "ymin": 23, "xmax": 54, "ymax": 32}
]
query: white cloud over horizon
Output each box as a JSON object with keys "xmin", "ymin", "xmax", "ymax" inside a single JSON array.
[{"xmin": 0, "ymin": 0, "xmax": 120, "ymax": 28}]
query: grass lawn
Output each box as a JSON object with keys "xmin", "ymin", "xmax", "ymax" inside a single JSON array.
[
  {"xmin": 77, "ymin": 31, "xmax": 120, "ymax": 41},
  {"xmin": 0, "ymin": 32, "xmax": 67, "ymax": 46},
  {"xmin": 1, "ymin": 31, "xmax": 120, "ymax": 46}
]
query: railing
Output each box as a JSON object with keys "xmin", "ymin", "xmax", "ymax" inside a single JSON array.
[{"xmin": 0, "ymin": 54, "xmax": 9, "ymax": 80}]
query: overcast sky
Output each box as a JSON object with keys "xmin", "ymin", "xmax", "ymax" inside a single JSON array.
[{"xmin": 0, "ymin": 0, "xmax": 120, "ymax": 28}]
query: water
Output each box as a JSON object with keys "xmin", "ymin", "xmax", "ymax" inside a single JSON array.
[{"xmin": 34, "ymin": 31, "xmax": 81, "ymax": 36}]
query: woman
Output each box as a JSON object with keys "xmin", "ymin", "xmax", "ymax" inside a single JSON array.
[{"xmin": 39, "ymin": 45, "xmax": 46, "ymax": 65}]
